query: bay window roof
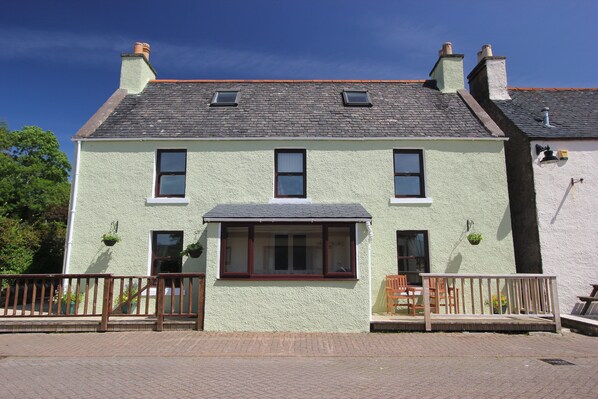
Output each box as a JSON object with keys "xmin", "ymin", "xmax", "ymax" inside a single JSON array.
[{"xmin": 202, "ymin": 203, "xmax": 372, "ymax": 223}]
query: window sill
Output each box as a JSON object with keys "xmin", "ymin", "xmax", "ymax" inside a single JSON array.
[
  {"xmin": 389, "ymin": 197, "xmax": 433, "ymax": 205},
  {"xmin": 269, "ymin": 197, "xmax": 312, "ymax": 204},
  {"xmin": 145, "ymin": 198, "xmax": 190, "ymax": 205}
]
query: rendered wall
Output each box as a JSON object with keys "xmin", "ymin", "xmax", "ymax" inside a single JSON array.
[
  {"xmin": 68, "ymin": 139, "xmax": 516, "ymax": 331},
  {"xmin": 532, "ymin": 140, "xmax": 598, "ymax": 315}
]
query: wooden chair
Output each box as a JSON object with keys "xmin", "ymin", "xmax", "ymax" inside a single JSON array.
[
  {"xmin": 429, "ymin": 277, "xmax": 459, "ymax": 314},
  {"xmin": 386, "ymin": 275, "xmax": 417, "ymax": 315}
]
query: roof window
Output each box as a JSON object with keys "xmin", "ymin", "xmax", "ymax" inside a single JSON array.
[
  {"xmin": 342, "ymin": 91, "xmax": 372, "ymax": 107},
  {"xmin": 211, "ymin": 91, "xmax": 239, "ymax": 106}
]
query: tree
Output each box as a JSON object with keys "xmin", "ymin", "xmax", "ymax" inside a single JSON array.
[
  {"xmin": 0, "ymin": 126, "xmax": 71, "ymax": 221},
  {"xmin": 0, "ymin": 125, "xmax": 71, "ymax": 275}
]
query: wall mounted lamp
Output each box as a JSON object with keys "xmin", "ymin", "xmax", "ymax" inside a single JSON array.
[{"xmin": 535, "ymin": 144, "xmax": 559, "ymax": 165}]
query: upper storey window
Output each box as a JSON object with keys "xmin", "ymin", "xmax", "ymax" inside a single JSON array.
[
  {"xmin": 394, "ymin": 149, "xmax": 425, "ymax": 198},
  {"xmin": 211, "ymin": 91, "xmax": 239, "ymax": 106},
  {"xmin": 275, "ymin": 149, "xmax": 306, "ymax": 198},
  {"xmin": 342, "ymin": 91, "xmax": 372, "ymax": 107},
  {"xmin": 155, "ymin": 149, "xmax": 187, "ymax": 198}
]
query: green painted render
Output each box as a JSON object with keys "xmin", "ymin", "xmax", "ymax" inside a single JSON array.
[
  {"xmin": 119, "ymin": 56, "xmax": 156, "ymax": 95},
  {"xmin": 68, "ymin": 139, "xmax": 515, "ymax": 332},
  {"xmin": 430, "ymin": 57, "xmax": 465, "ymax": 93}
]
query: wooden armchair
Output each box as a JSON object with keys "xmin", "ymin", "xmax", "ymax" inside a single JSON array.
[
  {"xmin": 386, "ymin": 275, "xmax": 417, "ymax": 315},
  {"xmin": 429, "ymin": 277, "xmax": 459, "ymax": 314}
]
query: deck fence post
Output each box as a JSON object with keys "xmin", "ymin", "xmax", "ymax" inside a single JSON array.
[
  {"xmin": 423, "ymin": 276, "xmax": 431, "ymax": 332},
  {"xmin": 156, "ymin": 277, "xmax": 165, "ymax": 332},
  {"xmin": 550, "ymin": 277, "xmax": 561, "ymax": 333},
  {"xmin": 99, "ymin": 276, "xmax": 113, "ymax": 332},
  {"xmin": 196, "ymin": 276, "xmax": 205, "ymax": 331}
]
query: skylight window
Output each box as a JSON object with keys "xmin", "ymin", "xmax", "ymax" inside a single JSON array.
[
  {"xmin": 342, "ymin": 91, "xmax": 372, "ymax": 107},
  {"xmin": 211, "ymin": 91, "xmax": 239, "ymax": 106}
]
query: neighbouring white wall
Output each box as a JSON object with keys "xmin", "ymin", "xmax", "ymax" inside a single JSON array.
[{"xmin": 532, "ymin": 140, "xmax": 598, "ymax": 315}]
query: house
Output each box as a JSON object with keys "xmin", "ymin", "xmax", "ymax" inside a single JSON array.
[
  {"xmin": 63, "ymin": 42, "xmax": 516, "ymax": 332},
  {"xmin": 468, "ymin": 45, "xmax": 598, "ymax": 315}
]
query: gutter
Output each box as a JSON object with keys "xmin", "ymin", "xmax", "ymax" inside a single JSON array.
[
  {"xmin": 63, "ymin": 140, "xmax": 81, "ymax": 274},
  {"xmin": 76, "ymin": 136, "xmax": 508, "ymax": 142}
]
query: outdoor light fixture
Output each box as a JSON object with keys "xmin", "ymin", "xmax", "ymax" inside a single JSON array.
[{"xmin": 535, "ymin": 144, "xmax": 559, "ymax": 165}]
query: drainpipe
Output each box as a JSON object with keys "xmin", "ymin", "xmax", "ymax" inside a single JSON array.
[
  {"xmin": 62, "ymin": 140, "xmax": 81, "ymax": 274},
  {"xmin": 366, "ymin": 221, "xmax": 374, "ymax": 322}
]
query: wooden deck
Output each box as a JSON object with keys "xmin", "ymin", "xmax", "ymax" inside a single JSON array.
[
  {"xmin": 371, "ymin": 313, "xmax": 558, "ymax": 333},
  {"xmin": 0, "ymin": 316, "xmax": 198, "ymax": 333}
]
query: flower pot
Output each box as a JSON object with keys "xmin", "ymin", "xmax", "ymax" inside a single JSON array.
[
  {"xmin": 120, "ymin": 302, "xmax": 137, "ymax": 314},
  {"xmin": 468, "ymin": 238, "xmax": 481, "ymax": 245},
  {"xmin": 188, "ymin": 249, "xmax": 203, "ymax": 258},
  {"xmin": 60, "ymin": 302, "xmax": 77, "ymax": 315},
  {"xmin": 493, "ymin": 305, "xmax": 508, "ymax": 314},
  {"xmin": 103, "ymin": 239, "xmax": 117, "ymax": 246}
]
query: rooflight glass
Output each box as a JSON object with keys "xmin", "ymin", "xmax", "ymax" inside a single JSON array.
[
  {"xmin": 342, "ymin": 91, "xmax": 372, "ymax": 106},
  {"xmin": 212, "ymin": 91, "xmax": 239, "ymax": 106}
]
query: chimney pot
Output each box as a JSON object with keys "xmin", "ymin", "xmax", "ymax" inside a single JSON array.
[
  {"xmin": 441, "ymin": 42, "xmax": 453, "ymax": 56},
  {"xmin": 141, "ymin": 43, "xmax": 150, "ymax": 61},
  {"xmin": 477, "ymin": 44, "xmax": 493, "ymax": 62},
  {"xmin": 133, "ymin": 42, "xmax": 144, "ymax": 55}
]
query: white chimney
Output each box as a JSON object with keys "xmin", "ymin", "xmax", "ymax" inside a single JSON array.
[
  {"xmin": 467, "ymin": 44, "xmax": 510, "ymax": 101},
  {"xmin": 429, "ymin": 42, "xmax": 465, "ymax": 93},
  {"xmin": 119, "ymin": 42, "xmax": 157, "ymax": 94}
]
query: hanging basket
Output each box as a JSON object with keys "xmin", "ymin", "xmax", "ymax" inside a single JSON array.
[
  {"xmin": 103, "ymin": 239, "xmax": 118, "ymax": 247},
  {"xmin": 467, "ymin": 233, "xmax": 482, "ymax": 245},
  {"xmin": 188, "ymin": 248, "xmax": 203, "ymax": 258}
]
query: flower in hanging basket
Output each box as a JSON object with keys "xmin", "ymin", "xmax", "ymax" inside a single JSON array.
[
  {"xmin": 101, "ymin": 232, "xmax": 121, "ymax": 246},
  {"xmin": 467, "ymin": 232, "xmax": 482, "ymax": 245},
  {"xmin": 181, "ymin": 241, "xmax": 203, "ymax": 258}
]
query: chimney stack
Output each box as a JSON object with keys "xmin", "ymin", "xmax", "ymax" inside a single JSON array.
[
  {"xmin": 467, "ymin": 44, "xmax": 510, "ymax": 102},
  {"xmin": 429, "ymin": 42, "xmax": 464, "ymax": 93},
  {"xmin": 119, "ymin": 42, "xmax": 157, "ymax": 94}
]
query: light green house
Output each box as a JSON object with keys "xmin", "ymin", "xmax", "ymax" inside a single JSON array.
[{"xmin": 65, "ymin": 42, "xmax": 515, "ymax": 332}]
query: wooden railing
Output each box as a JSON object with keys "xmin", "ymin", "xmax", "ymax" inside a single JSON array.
[
  {"xmin": 420, "ymin": 273, "xmax": 560, "ymax": 332},
  {"xmin": 0, "ymin": 273, "xmax": 205, "ymax": 331}
]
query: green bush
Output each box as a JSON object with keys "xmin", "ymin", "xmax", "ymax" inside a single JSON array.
[{"xmin": 0, "ymin": 217, "xmax": 40, "ymax": 275}]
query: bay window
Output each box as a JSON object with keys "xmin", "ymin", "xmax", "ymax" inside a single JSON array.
[{"xmin": 220, "ymin": 223, "xmax": 355, "ymax": 279}]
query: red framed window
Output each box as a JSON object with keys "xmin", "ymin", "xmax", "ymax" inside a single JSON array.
[
  {"xmin": 151, "ymin": 231, "xmax": 184, "ymax": 276},
  {"xmin": 394, "ymin": 149, "xmax": 425, "ymax": 198},
  {"xmin": 220, "ymin": 223, "xmax": 355, "ymax": 279},
  {"xmin": 155, "ymin": 149, "xmax": 187, "ymax": 198},
  {"xmin": 396, "ymin": 230, "xmax": 429, "ymax": 285},
  {"xmin": 275, "ymin": 149, "xmax": 306, "ymax": 198}
]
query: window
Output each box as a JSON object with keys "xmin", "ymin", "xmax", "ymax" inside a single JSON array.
[
  {"xmin": 394, "ymin": 150, "xmax": 424, "ymax": 198},
  {"xmin": 151, "ymin": 231, "xmax": 184, "ymax": 276},
  {"xmin": 275, "ymin": 149, "xmax": 306, "ymax": 198},
  {"xmin": 155, "ymin": 149, "xmax": 187, "ymax": 198},
  {"xmin": 220, "ymin": 223, "xmax": 355, "ymax": 279},
  {"xmin": 211, "ymin": 91, "xmax": 239, "ymax": 106},
  {"xmin": 396, "ymin": 231, "xmax": 429, "ymax": 285},
  {"xmin": 342, "ymin": 90, "xmax": 372, "ymax": 106}
]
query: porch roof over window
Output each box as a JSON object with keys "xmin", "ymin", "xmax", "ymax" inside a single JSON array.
[{"xmin": 202, "ymin": 203, "xmax": 372, "ymax": 223}]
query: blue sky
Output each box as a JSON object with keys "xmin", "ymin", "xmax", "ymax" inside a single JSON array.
[{"xmin": 1, "ymin": 1, "xmax": 597, "ymax": 165}]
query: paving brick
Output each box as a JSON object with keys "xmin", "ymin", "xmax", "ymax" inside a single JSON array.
[{"xmin": 0, "ymin": 331, "xmax": 596, "ymax": 398}]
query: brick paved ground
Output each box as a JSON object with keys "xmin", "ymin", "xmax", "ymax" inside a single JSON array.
[{"xmin": 0, "ymin": 331, "xmax": 597, "ymax": 398}]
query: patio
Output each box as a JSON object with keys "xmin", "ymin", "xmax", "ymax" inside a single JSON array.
[{"xmin": 378, "ymin": 273, "xmax": 561, "ymax": 333}]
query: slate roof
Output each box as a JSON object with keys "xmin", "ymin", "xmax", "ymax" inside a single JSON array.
[
  {"xmin": 83, "ymin": 80, "xmax": 495, "ymax": 139},
  {"xmin": 202, "ymin": 203, "xmax": 372, "ymax": 222},
  {"xmin": 494, "ymin": 89, "xmax": 598, "ymax": 139}
]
